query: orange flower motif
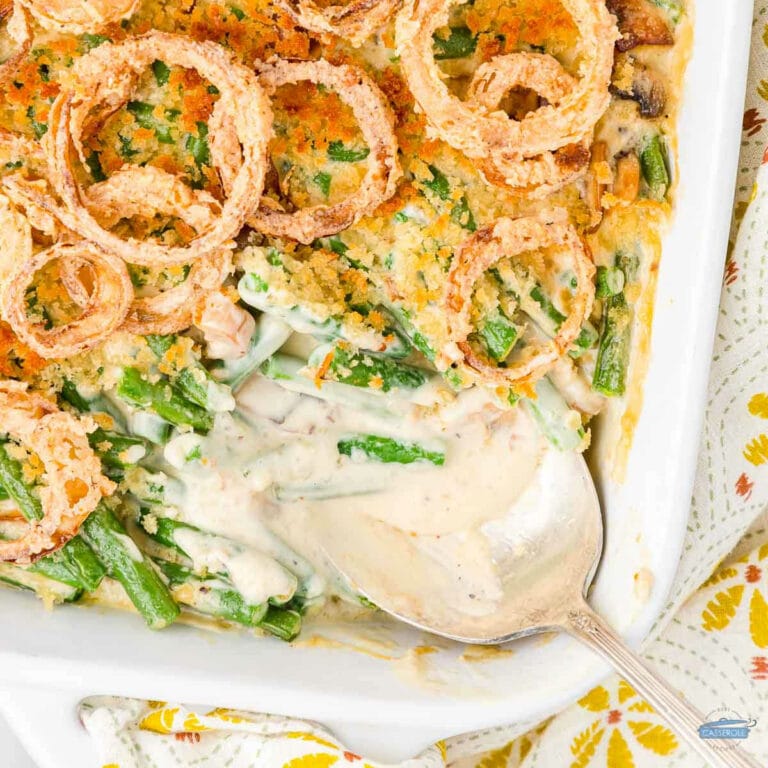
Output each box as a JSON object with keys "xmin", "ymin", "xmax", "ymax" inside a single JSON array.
[
  {"xmin": 701, "ymin": 543, "xmax": 768, "ymax": 648},
  {"xmin": 746, "ymin": 107, "xmax": 767, "ymax": 137},
  {"xmin": 735, "ymin": 472, "xmax": 754, "ymax": 500},
  {"xmin": 570, "ymin": 681, "xmax": 678, "ymax": 767},
  {"xmin": 751, "ymin": 656, "xmax": 768, "ymax": 681}
]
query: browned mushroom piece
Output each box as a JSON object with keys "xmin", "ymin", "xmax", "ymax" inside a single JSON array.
[
  {"xmin": 606, "ymin": 0, "xmax": 673, "ymax": 52},
  {"xmin": 612, "ymin": 57, "xmax": 667, "ymax": 118}
]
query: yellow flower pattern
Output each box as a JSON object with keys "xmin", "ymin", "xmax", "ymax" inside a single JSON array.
[
  {"xmin": 282, "ymin": 755, "xmax": 338, "ymax": 768},
  {"xmin": 566, "ymin": 681, "xmax": 678, "ymax": 768},
  {"xmin": 701, "ymin": 544, "xmax": 768, "ymax": 647}
]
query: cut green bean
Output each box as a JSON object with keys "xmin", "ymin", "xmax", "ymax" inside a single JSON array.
[
  {"xmin": 0, "ymin": 562, "xmax": 83, "ymax": 603},
  {"xmin": 523, "ymin": 377, "xmax": 585, "ymax": 451},
  {"xmin": 259, "ymin": 605, "xmax": 302, "ymax": 641},
  {"xmin": 386, "ymin": 305, "xmax": 435, "ymax": 361},
  {"xmin": 145, "ymin": 334, "xmax": 175, "ymax": 358},
  {"xmin": 117, "ymin": 368, "xmax": 213, "ymax": 434},
  {"xmin": 142, "ymin": 515, "xmax": 194, "ymax": 556},
  {"xmin": 145, "ymin": 335, "xmax": 234, "ymax": 412},
  {"xmin": 592, "ymin": 293, "xmax": 632, "ymax": 397},
  {"xmin": 139, "ymin": 512, "xmax": 297, "ymax": 605},
  {"xmin": 327, "ymin": 140, "xmax": 369, "ymax": 163},
  {"xmin": 479, "ymin": 311, "xmax": 520, "ymax": 362},
  {"xmin": 0, "ymin": 450, "xmax": 105, "ymax": 592},
  {"xmin": 0, "ymin": 443, "xmax": 43, "ymax": 521},
  {"xmin": 640, "ymin": 135, "xmax": 670, "ymax": 201},
  {"xmin": 128, "ymin": 411, "xmax": 172, "ymax": 445},
  {"xmin": 595, "ymin": 266, "xmax": 625, "ymax": 298},
  {"xmin": 29, "ymin": 537, "xmax": 106, "ymax": 592},
  {"xmin": 156, "ymin": 560, "xmax": 269, "ymax": 627},
  {"xmin": 81, "ymin": 504, "xmax": 179, "ymax": 629},
  {"xmin": 60, "ymin": 379, "xmax": 90, "ymax": 412},
  {"xmin": 260, "ymin": 354, "xmax": 403, "ymax": 415},
  {"xmin": 528, "ymin": 284, "xmax": 599, "ymax": 356},
  {"xmin": 238, "ymin": 274, "xmax": 409, "ymax": 359},
  {"xmin": 89, "ymin": 428, "xmax": 151, "ymax": 469},
  {"xmin": 309, "ymin": 344, "xmax": 426, "ymax": 392},
  {"xmin": 432, "ymin": 26, "xmax": 477, "ymax": 59},
  {"xmin": 338, "ymin": 434, "xmax": 445, "ymax": 466},
  {"xmin": 211, "ymin": 315, "xmax": 293, "ymax": 392}
]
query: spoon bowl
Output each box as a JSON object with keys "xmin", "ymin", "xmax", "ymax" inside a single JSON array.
[{"xmin": 319, "ymin": 450, "xmax": 760, "ymax": 768}]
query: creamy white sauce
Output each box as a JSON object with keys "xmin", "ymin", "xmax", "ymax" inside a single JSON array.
[
  {"xmin": 125, "ymin": 349, "xmax": 563, "ymax": 620},
  {"xmin": 173, "ymin": 527, "xmax": 297, "ymax": 606}
]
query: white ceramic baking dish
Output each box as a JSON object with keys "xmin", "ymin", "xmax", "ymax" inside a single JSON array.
[{"xmin": 0, "ymin": 3, "xmax": 752, "ymax": 765}]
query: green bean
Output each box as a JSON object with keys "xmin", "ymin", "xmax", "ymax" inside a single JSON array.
[
  {"xmin": 260, "ymin": 354, "xmax": 403, "ymax": 415},
  {"xmin": 421, "ymin": 165, "xmax": 476, "ymax": 231},
  {"xmin": 145, "ymin": 335, "xmax": 235, "ymax": 412},
  {"xmin": 29, "ymin": 537, "xmax": 106, "ymax": 592},
  {"xmin": 523, "ymin": 377, "xmax": 585, "ymax": 451},
  {"xmin": 259, "ymin": 605, "xmax": 302, "ymax": 641},
  {"xmin": 238, "ymin": 274, "xmax": 409, "ymax": 359},
  {"xmin": 139, "ymin": 512, "xmax": 297, "ymax": 605},
  {"xmin": 117, "ymin": 368, "xmax": 214, "ymax": 434},
  {"xmin": 528, "ymin": 284, "xmax": 599, "ymax": 356},
  {"xmin": 142, "ymin": 515, "xmax": 194, "ymax": 557},
  {"xmin": 89, "ymin": 428, "xmax": 151, "ymax": 469},
  {"xmin": 432, "ymin": 26, "xmax": 477, "ymax": 59},
  {"xmin": 81, "ymin": 504, "xmax": 180, "ymax": 629},
  {"xmin": 60, "ymin": 379, "xmax": 91, "ymax": 412},
  {"xmin": 386, "ymin": 305, "xmax": 435, "ymax": 360},
  {"xmin": 210, "ymin": 315, "xmax": 292, "ymax": 392},
  {"xmin": 640, "ymin": 135, "xmax": 670, "ymax": 201},
  {"xmin": 592, "ymin": 289, "xmax": 632, "ymax": 397},
  {"xmin": 128, "ymin": 411, "xmax": 172, "ymax": 445},
  {"xmin": 0, "ymin": 562, "xmax": 83, "ymax": 603},
  {"xmin": 327, "ymin": 141, "xmax": 369, "ymax": 162},
  {"xmin": 156, "ymin": 560, "xmax": 269, "ymax": 627},
  {"xmin": 338, "ymin": 434, "xmax": 445, "ymax": 466},
  {"xmin": 0, "ymin": 443, "xmax": 43, "ymax": 521},
  {"xmin": 595, "ymin": 266, "xmax": 625, "ymax": 298},
  {"xmin": 309, "ymin": 343, "xmax": 426, "ymax": 392},
  {"xmin": 479, "ymin": 311, "xmax": 520, "ymax": 362},
  {"xmin": 0, "ymin": 453, "xmax": 105, "ymax": 591}
]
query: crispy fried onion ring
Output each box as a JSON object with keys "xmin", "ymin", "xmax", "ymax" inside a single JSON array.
[
  {"xmin": 444, "ymin": 214, "xmax": 595, "ymax": 384},
  {"xmin": 212, "ymin": 58, "xmax": 400, "ymax": 244},
  {"xmin": 0, "ymin": 236, "xmax": 133, "ymax": 359},
  {"xmin": 17, "ymin": 0, "xmax": 138, "ymax": 33},
  {"xmin": 80, "ymin": 165, "xmax": 233, "ymax": 335},
  {"xmin": 46, "ymin": 31, "xmax": 273, "ymax": 267},
  {"xmin": 0, "ymin": 381, "xmax": 114, "ymax": 564},
  {"xmin": 395, "ymin": 0, "xmax": 617, "ymax": 160},
  {"xmin": 279, "ymin": 0, "xmax": 400, "ymax": 47},
  {"xmin": 0, "ymin": 191, "xmax": 132, "ymax": 358},
  {"xmin": 467, "ymin": 54, "xmax": 591, "ymax": 197},
  {"xmin": 0, "ymin": 2, "xmax": 31, "ymax": 83}
]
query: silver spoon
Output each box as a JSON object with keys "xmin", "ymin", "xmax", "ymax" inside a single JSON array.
[{"xmin": 318, "ymin": 450, "xmax": 760, "ymax": 768}]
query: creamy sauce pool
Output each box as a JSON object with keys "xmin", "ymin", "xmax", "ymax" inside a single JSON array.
[{"xmin": 132, "ymin": 362, "xmax": 551, "ymax": 618}]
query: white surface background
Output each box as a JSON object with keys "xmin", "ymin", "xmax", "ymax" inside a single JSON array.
[{"xmin": 1, "ymin": 713, "xmax": 35, "ymax": 768}]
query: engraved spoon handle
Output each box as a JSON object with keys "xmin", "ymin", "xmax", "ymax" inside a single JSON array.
[{"xmin": 563, "ymin": 600, "xmax": 761, "ymax": 768}]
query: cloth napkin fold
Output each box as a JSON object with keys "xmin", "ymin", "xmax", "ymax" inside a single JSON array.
[{"xmin": 78, "ymin": 4, "xmax": 768, "ymax": 766}]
